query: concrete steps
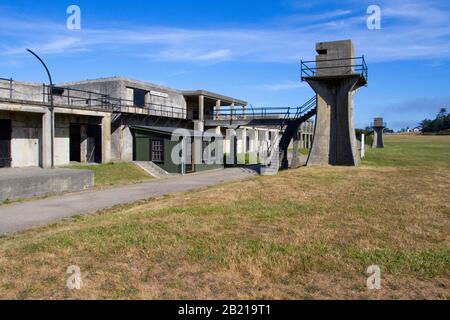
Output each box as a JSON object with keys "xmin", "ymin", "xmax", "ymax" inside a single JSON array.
[{"xmin": 134, "ymin": 161, "xmax": 169, "ymax": 178}]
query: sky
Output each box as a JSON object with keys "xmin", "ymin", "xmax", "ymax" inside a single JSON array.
[{"xmin": 0, "ymin": 0, "xmax": 449, "ymax": 130}]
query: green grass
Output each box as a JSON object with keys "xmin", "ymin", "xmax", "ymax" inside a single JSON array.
[
  {"xmin": 67, "ymin": 162, "xmax": 152, "ymax": 186},
  {"xmin": 0, "ymin": 135, "xmax": 448, "ymax": 299},
  {"xmin": 362, "ymin": 134, "xmax": 450, "ymax": 168}
]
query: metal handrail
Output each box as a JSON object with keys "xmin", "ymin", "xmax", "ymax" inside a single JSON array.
[
  {"xmin": 0, "ymin": 77, "xmax": 187, "ymax": 119},
  {"xmin": 209, "ymin": 95, "xmax": 316, "ymax": 122},
  {"xmin": 300, "ymin": 56, "xmax": 368, "ymax": 82}
]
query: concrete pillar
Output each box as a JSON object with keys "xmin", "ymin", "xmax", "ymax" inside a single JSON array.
[
  {"xmin": 372, "ymin": 128, "xmax": 384, "ymax": 148},
  {"xmin": 360, "ymin": 133, "xmax": 365, "ymax": 158},
  {"xmin": 230, "ymin": 102, "xmax": 235, "ymax": 119},
  {"xmin": 198, "ymin": 95, "xmax": 204, "ymax": 122},
  {"xmin": 101, "ymin": 114, "xmax": 111, "ymax": 163},
  {"xmin": 215, "ymin": 99, "xmax": 221, "ymax": 120},
  {"xmin": 291, "ymin": 131, "xmax": 301, "ymax": 168},
  {"xmin": 226, "ymin": 129, "xmax": 237, "ymax": 165},
  {"xmin": 237, "ymin": 127, "xmax": 247, "ymax": 154},
  {"xmin": 248, "ymin": 129, "xmax": 258, "ymax": 164},
  {"xmin": 41, "ymin": 109, "xmax": 52, "ymax": 168},
  {"xmin": 194, "ymin": 120, "xmax": 204, "ymax": 132},
  {"xmin": 80, "ymin": 125, "xmax": 88, "ymax": 163},
  {"xmin": 306, "ymin": 76, "xmax": 361, "ymax": 166}
]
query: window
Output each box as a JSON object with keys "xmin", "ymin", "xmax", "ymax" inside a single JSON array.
[
  {"xmin": 151, "ymin": 140, "xmax": 164, "ymax": 163},
  {"xmin": 133, "ymin": 88, "xmax": 147, "ymax": 107}
]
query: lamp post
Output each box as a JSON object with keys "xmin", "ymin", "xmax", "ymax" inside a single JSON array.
[{"xmin": 26, "ymin": 49, "xmax": 54, "ymax": 168}]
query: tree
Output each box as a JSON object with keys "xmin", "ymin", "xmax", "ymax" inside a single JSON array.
[{"xmin": 419, "ymin": 108, "xmax": 449, "ymax": 133}]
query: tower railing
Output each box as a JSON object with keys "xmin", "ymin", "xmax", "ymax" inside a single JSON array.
[{"xmin": 300, "ymin": 56, "xmax": 368, "ymax": 82}]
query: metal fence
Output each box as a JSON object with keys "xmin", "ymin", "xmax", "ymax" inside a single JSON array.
[
  {"xmin": 0, "ymin": 78, "xmax": 186, "ymax": 119},
  {"xmin": 209, "ymin": 96, "xmax": 316, "ymax": 122},
  {"xmin": 300, "ymin": 56, "xmax": 368, "ymax": 82}
]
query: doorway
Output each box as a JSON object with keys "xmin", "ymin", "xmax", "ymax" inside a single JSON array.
[
  {"xmin": 0, "ymin": 119, "xmax": 12, "ymax": 167},
  {"xmin": 69, "ymin": 124, "xmax": 81, "ymax": 162},
  {"xmin": 87, "ymin": 124, "xmax": 101, "ymax": 163}
]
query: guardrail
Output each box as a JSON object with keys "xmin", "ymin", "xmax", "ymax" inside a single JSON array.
[
  {"xmin": 208, "ymin": 95, "xmax": 316, "ymax": 122},
  {"xmin": 300, "ymin": 56, "xmax": 368, "ymax": 82},
  {"xmin": 0, "ymin": 78, "xmax": 186, "ymax": 119}
]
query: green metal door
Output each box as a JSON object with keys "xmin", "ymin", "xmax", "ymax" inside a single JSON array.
[{"xmin": 135, "ymin": 137, "xmax": 150, "ymax": 161}]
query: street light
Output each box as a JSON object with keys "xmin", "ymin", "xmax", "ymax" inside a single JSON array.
[{"xmin": 26, "ymin": 49, "xmax": 54, "ymax": 168}]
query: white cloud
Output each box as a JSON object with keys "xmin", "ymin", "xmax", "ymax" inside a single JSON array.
[
  {"xmin": 149, "ymin": 49, "xmax": 233, "ymax": 62},
  {"xmin": 259, "ymin": 80, "xmax": 306, "ymax": 92}
]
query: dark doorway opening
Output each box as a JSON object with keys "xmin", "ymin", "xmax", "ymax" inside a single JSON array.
[
  {"xmin": 69, "ymin": 124, "xmax": 81, "ymax": 162},
  {"xmin": 133, "ymin": 88, "xmax": 147, "ymax": 107},
  {"xmin": 87, "ymin": 124, "xmax": 102, "ymax": 163},
  {"xmin": 0, "ymin": 119, "xmax": 12, "ymax": 168}
]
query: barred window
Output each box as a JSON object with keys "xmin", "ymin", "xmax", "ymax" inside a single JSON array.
[{"xmin": 151, "ymin": 140, "xmax": 164, "ymax": 163}]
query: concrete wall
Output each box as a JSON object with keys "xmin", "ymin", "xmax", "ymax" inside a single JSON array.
[
  {"xmin": 0, "ymin": 80, "xmax": 45, "ymax": 103},
  {"xmin": 62, "ymin": 77, "xmax": 187, "ymax": 119},
  {"xmin": 0, "ymin": 168, "xmax": 93, "ymax": 201},
  {"xmin": 53, "ymin": 113, "xmax": 103, "ymax": 166},
  {"xmin": 111, "ymin": 125, "xmax": 133, "ymax": 161},
  {"xmin": 0, "ymin": 111, "xmax": 42, "ymax": 167},
  {"xmin": 316, "ymin": 40, "xmax": 354, "ymax": 76}
]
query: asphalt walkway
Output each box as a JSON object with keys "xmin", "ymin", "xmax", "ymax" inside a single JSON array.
[{"xmin": 0, "ymin": 168, "xmax": 256, "ymax": 235}]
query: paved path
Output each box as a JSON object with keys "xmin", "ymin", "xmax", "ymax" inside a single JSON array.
[{"xmin": 0, "ymin": 168, "xmax": 256, "ymax": 235}]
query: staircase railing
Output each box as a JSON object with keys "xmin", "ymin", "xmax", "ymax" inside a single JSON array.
[{"xmin": 261, "ymin": 95, "xmax": 317, "ymax": 169}]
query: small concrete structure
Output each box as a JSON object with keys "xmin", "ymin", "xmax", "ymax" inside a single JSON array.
[
  {"xmin": 372, "ymin": 117, "xmax": 385, "ymax": 148},
  {"xmin": 302, "ymin": 40, "xmax": 367, "ymax": 166},
  {"xmin": 0, "ymin": 167, "xmax": 93, "ymax": 201}
]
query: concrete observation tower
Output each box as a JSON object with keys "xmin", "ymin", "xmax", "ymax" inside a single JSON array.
[
  {"xmin": 372, "ymin": 117, "xmax": 385, "ymax": 148},
  {"xmin": 301, "ymin": 40, "xmax": 368, "ymax": 166}
]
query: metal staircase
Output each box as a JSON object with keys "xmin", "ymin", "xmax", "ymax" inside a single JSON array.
[{"xmin": 260, "ymin": 96, "xmax": 317, "ymax": 175}]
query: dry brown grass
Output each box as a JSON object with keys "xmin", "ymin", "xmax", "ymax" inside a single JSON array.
[{"xmin": 0, "ymin": 135, "xmax": 449, "ymax": 299}]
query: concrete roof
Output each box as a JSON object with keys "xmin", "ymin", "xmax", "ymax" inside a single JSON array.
[
  {"xmin": 182, "ymin": 90, "xmax": 247, "ymax": 106},
  {"xmin": 58, "ymin": 76, "xmax": 183, "ymax": 94}
]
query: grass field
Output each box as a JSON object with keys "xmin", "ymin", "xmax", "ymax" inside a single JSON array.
[
  {"xmin": 0, "ymin": 135, "xmax": 448, "ymax": 299},
  {"xmin": 67, "ymin": 162, "xmax": 152, "ymax": 187}
]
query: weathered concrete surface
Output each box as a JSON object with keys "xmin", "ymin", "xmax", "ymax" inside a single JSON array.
[
  {"xmin": 306, "ymin": 76, "xmax": 361, "ymax": 166},
  {"xmin": 373, "ymin": 128, "xmax": 384, "ymax": 148},
  {"xmin": 372, "ymin": 118, "xmax": 385, "ymax": 148},
  {"xmin": 0, "ymin": 167, "xmax": 256, "ymax": 235},
  {"xmin": 0, "ymin": 168, "xmax": 93, "ymax": 201},
  {"xmin": 305, "ymin": 40, "xmax": 364, "ymax": 166}
]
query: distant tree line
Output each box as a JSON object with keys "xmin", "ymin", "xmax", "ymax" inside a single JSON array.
[{"xmin": 420, "ymin": 108, "xmax": 450, "ymax": 133}]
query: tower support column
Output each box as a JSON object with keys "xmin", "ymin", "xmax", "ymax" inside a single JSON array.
[{"xmin": 306, "ymin": 75, "xmax": 361, "ymax": 166}]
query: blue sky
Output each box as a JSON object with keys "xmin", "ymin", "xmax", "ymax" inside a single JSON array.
[{"xmin": 0, "ymin": 0, "xmax": 449, "ymax": 130}]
